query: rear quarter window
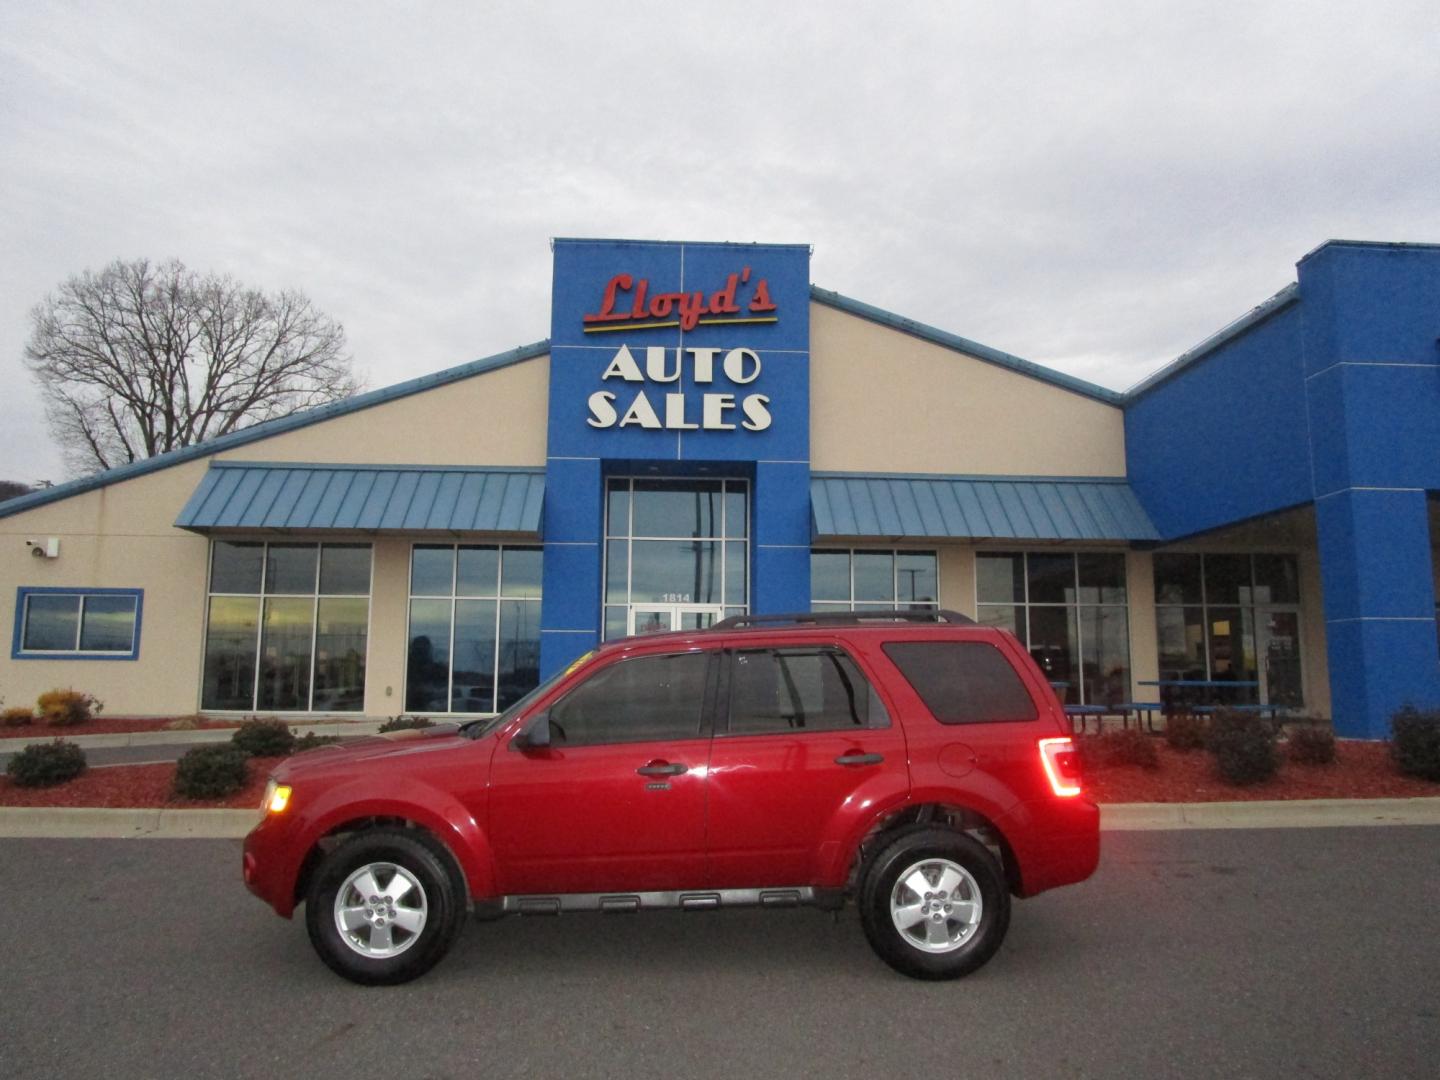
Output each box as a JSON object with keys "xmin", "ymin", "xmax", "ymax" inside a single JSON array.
[{"xmin": 882, "ymin": 640, "xmax": 1038, "ymax": 724}]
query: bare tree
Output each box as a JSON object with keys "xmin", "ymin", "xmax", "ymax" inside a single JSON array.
[
  {"xmin": 0, "ymin": 480, "xmax": 35, "ymax": 503},
  {"xmin": 25, "ymin": 258, "xmax": 361, "ymax": 475}
]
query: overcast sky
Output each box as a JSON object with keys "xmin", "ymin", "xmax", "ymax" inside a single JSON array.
[{"xmin": 3, "ymin": 0, "xmax": 1437, "ymax": 484}]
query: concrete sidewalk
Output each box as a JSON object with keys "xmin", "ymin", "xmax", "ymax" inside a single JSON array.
[{"xmin": 3, "ymin": 797, "xmax": 1439, "ymax": 840}]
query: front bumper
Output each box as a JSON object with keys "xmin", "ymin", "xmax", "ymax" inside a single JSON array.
[{"xmin": 243, "ymin": 811, "xmax": 304, "ymax": 918}]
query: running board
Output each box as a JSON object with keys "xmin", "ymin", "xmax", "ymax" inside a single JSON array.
[{"xmin": 487, "ymin": 886, "xmax": 844, "ymax": 917}]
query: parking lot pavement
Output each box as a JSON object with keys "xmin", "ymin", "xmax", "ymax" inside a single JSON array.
[{"xmin": 4, "ymin": 827, "xmax": 1438, "ymax": 1080}]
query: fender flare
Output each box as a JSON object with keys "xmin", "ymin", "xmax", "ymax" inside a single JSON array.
[{"xmin": 288, "ymin": 780, "xmax": 497, "ymax": 906}]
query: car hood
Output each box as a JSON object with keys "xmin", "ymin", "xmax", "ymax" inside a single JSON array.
[{"xmin": 274, "ymin": 724, "xmax": 475, "ymax": 777}]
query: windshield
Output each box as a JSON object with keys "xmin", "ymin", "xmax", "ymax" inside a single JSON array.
[{"xmin": 459, "ymin": 660, "xmax": 583, "ymax": 739}]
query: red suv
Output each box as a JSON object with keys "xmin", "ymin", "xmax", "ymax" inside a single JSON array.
[{"xmin": 243, "ymin": 611, "xmax": 1098, "ymax": 985}]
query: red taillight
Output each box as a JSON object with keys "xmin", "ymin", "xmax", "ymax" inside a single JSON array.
[{"xmin": 1039, "ymin": 737, "xmax": 1083, "ymax": 797}]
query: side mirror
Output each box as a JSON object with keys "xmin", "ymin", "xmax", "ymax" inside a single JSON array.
[{"xmin": 514, "ymin": 713, "xmax": 551, "ymax": 751}]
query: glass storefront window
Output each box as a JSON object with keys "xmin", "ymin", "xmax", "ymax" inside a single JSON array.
[
  {"xmin": 976, "ymin": 551, "xmax": 1129, "ymax": 706},
  {"xmin": 976, "ymin": 553, "xmax": 1024, "ymax": 604},
  {"xmin": 810, "ymin": 549, "xmax": 939, "ymax": 610},
  {"xmin": 404, "ymin": 543, "xmax": 542, "ymax": 713},
  {"xmin": 202, "ymin": 542, "xmax": 370, "ymax": 712},
  {"xmin": 1152, "ymin": 553, "xmax": 1302, "ymax": 706},
  {"xmin": 210, "ymin": 541, "xmax": 264, "ymax": 594}
]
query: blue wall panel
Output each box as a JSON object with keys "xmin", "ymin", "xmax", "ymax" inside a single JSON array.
[
  {"xmin": 752, "ymin": 461, "xmax": 812, "ymax": 614},
  {"xmin": 1124, "ymin": 302, "xmax": 1311, "ymax": 538},
  {"xmin": 1323, "ymin": 619, "xmax": 1440, "ymax": 739},
  {"xmin": 1321, "ymin": 365, "xmax": 1440, "ymax": 492},
  {"xmin": 1298, "ymin": 243, "xmax": 1440, "ymax": 368}
]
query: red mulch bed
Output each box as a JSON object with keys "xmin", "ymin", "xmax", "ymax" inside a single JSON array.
[
  {"xmin": 1085, "ymin": 740, "xmax": 1440, "ymax": 802},
  {"xmin": 0, "ymin": 717, "xmax": 241, "ymax": 740},
  {"xmin": 0, "ymin": 756, "xmax": 285, "ymax": 809}
]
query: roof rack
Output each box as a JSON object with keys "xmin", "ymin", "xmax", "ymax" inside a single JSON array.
[{"xmin": 710, "ymin": 609, "xmax": 974, "ymax": 631}]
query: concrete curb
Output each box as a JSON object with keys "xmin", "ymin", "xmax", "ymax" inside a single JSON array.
[
  {"xmin": 2, "ymin": 798, "xmax": 1439, "ymax": 840},
  {"xmin": 0, "ymin": 807, "xmax": 257, "ymax": 839},
  {"xmin": 1101, "ymin": 797, "xmax": 1440, "ymax": 830},
  {"xmin": 0, "ymin": 719, "xmax": 387, "ymax": 753}
]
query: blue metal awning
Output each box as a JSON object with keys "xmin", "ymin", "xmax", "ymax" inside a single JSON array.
[
  {"xmin": 176, "ymin": 462, "xmax": 546, "ymax": 534},
  {"xmin": 811, "ymin": 474, "xmax": 1159, "ymax": 542}
]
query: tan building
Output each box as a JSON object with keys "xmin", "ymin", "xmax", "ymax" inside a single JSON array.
[{"xmin": 2, "ymin": 238, "xmax": 1352, "ymax": 731}]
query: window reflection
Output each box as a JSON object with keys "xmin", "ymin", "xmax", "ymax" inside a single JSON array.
[
  {"xmin": 976, "ymin": 551, "xmax": 1128, "ymax": 707},
  {"xmin": 405, "ymin": 544, "xmax": 542, "ymax": 713},
  {"xmin": 811, "ymin": 549, "xmax": 939, "ymax": 610},
  {"xmin": 1153, "ymin": 553, "xmax": 1301, "ymax": 706},
  {"xmin": 203, "ymin": 542, "xmax": 370, "ymax": 712}
]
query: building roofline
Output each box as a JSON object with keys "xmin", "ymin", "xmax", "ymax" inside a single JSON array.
[
  {"xmin": 553, "ymin": 237, "xmax": 812, "ymax": 252},
  {"xmin": 809, "ymin": 286, "xmax": 1124, "ymax": 406},
  {"xmin": 1296, "ymin": 238, "xmax": 1440, "ymax": 265},
  {"xmin": 0, "ymin": 340, "xmax": 551, "ymax": 521},
  {"xmin": 203, "ymin": 460, "xmax": 547, "ymax": 474},
  {"xmin": 1122, "ymin": 283, "xmax": 1301, "ymax": 403}
]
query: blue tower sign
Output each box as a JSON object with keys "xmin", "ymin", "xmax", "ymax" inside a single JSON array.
[{"xmin": 539, "ymin": 239, "xmax": 813, "ymax": 674}]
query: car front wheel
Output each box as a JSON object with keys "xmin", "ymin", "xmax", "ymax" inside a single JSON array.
[
  {"xmin": 859, "ymin": 827, "xmax": 1010, "ymax": 980},
  {"xmin": 305, "ymin": 828, "xmax": 466, "ymax": 985}
]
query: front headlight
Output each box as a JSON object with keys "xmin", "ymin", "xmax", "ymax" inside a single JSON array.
[{"xmin": 260, "ymin": 778, "xmax": 292, "ymax": 817}]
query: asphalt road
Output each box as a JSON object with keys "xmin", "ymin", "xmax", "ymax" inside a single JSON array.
[{"xmin": 3, "ymin": 828, "xmax": 1438, "ymax": 1080}]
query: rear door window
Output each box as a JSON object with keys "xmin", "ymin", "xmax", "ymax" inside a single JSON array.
[
  {"xmin": 726, "ymin": 647, "xmax": 889, "ymax": 734},
  {"xmin": 882, "ymin": 641, "xmax": 1037, "ymax": 724}
]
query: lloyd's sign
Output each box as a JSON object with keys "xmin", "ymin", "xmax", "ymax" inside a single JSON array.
[
  {"xmin": 582, "ymin": 268, "xmax": 778, "ymax": 432},
  {"xmin": 547, "ymin": 239, "xmax": 810, "ymax": 463}
]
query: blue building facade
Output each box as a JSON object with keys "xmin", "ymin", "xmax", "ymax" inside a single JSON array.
[{"xmin": 1127, "ymin": 240, "xmax": 1440, "ymax": 738}]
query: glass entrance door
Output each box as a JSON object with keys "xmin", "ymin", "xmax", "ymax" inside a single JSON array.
[{"xmin": 628, "ymin": 604, "xmax": 725, "ymax": 636}]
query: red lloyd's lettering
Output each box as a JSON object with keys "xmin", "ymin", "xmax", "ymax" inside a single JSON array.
[
  {"xmin": 582, "ymin": 267, "xmax": 776, "ymax": 331},
  {"xmin": 583, "ymin": 274, "xmax": 633, "ymax": 324}
]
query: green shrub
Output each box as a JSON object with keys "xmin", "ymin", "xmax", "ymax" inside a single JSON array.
[
  {"xmin": 293, "ymin": 732, "xmax": 342, "ymax": 753},
  {"xmin": 1078, "ymin": 729, "xmax": 1158, "ymax": 770},
  {"xmin": 173, "ymin": 745, "xmax": 249, "ymax": 799},
  {"xmin": 2, "ymin": 706, "xmax": 35, "ymax": 727},
  {"xmin": 6, "ymin": 740, "xmax": 87, "ymax": 787},
  {"xmin": 1285, "ymin": 721, "xmax": 1336, "ymax": 766},
  {"xmin": 1207, "ymin": 709, "xmax": 1278, "ymax": 786},
  {"xmin": 37, "ymin": 689, "xmax": 101, "ymax": 727},
  {"xmin": 1164, "ymin": 712, "xmax": 1208, "ymax": 752},
  {"xmin": 230, "ymin": 718, "xmax": 297, "ymax": 758},
  {"xmin": 1390, "ymin": 706, "xmax": 1440, "ymax": 781},
  {"xmin": 378, "ymin": 715, "xmax": 434, "ymax": 733}
]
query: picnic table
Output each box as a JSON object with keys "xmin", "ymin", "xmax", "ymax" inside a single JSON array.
[
  {"xmin": 1061, "ymin": 701, "xmax": 1164, "ymax": 735},
  {"xmin": 1138, "ymin": 679, "xmax": 1260, "ymax": 714}
]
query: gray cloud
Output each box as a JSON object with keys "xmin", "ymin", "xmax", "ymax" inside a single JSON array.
[{"xmin": 3, "ymin": 0, "xmax": 1437, "ymax": 482}]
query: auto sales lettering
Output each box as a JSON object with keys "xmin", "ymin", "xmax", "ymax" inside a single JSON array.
[{"xmin": 582, "ymin": 268, "xmax": 776, "ymax": 432}]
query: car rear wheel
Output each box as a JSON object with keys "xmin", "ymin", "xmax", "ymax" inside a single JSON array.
[
  {"xmin": 859, "ymin": 827, "xmax": 1010, "ymax": 980},
  {"xmin": 305, "ymin": 828, "xmax": 466, "ymax": 985}
]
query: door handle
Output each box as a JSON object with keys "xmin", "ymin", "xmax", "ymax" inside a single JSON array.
[
  {"xmin": 636, "ymin": 761, "xmax": 687, "ymax": 777},
  {"xmin": 835, "ymin": 752, "xmax": 884, "ymax": 767}
]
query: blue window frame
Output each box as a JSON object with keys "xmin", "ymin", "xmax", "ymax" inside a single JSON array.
[{"xmin": 12, "ymin": 587, "xmax": 144, "ymax": 661}]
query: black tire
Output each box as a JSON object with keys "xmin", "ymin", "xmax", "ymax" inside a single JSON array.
[
  {"xmin": 305, "ymin": 828, "xmax": 467, "ymax": 986},
  {"xmin": 858, "ymin": 827, "xmax": 1011, "ymax": 980}
]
